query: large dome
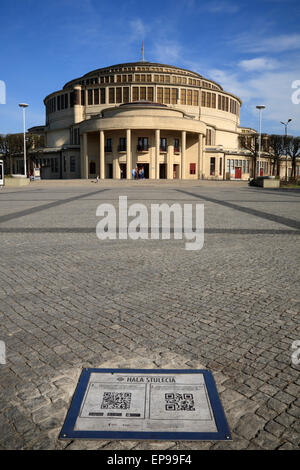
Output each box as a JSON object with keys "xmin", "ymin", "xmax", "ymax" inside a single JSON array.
[{"xmin": 63, "ymin": 61, "xmax": 224, "ymax": 93}]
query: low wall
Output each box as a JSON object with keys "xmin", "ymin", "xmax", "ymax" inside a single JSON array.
[
  {"xmin": 3, "ymin": 176, "xmax": 30, "ymax": 187},
  {"xmin": 263, "ymin": 179, "xmax": 280, "ymax": 188}
]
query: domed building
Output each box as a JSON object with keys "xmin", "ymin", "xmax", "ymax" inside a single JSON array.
[{"xmin": 33, "ymin": 61, "xmax": 261, "ymax": 180}]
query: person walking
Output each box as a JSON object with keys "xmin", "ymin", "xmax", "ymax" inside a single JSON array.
[{"xmin": 132, "ymin": 168, "xmax": 136, "ymax": 180}]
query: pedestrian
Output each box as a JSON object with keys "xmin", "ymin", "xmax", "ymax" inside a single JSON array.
[{"xmin": 132, "ymin": 168, "xmax": 136, "ymax": 180}]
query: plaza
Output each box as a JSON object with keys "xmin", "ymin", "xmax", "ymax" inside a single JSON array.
[{"xmin": 0, "ymin": 179, "xmax": 299, "ymax": 450}]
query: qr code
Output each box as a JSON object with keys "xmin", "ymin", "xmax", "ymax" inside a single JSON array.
[
  {"xmin": 165, "ymin": 393, "xmax": 195, "ymax": 411},
  {"xmin": 101, "ymin": 392, "xmax": 132, "ymax": 409}
]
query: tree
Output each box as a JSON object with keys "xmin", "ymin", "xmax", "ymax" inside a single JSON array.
[
  {"xmin": 0, "ymin": 133, "xmax": 44, "ymax": 174},
  {"xmin": 239, "ymin": 133, "xmax": 260, "ymax": 177},
  {"xmin": 285, "ymin": 136, "xmax": 300, "ymax": 179},
  {"xmin": 267, "ymin": 134, "xmax": 284, "ymax": 177}
]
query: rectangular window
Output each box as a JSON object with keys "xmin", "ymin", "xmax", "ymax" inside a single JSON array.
[
  {"xmin": 231, "ymin": 159, "xmax": 234, "ymax": 170},
  {"xmin": 141, "ymin": 74, "xmax": 146, "ymax": 82},
  {"xmin": 160, "ymin": 138, "xmax": 167, "ymax": 152},
  {"xmin": 187, "ymin": 89, "xmax": 192, "ymax": 105},
  {"xmin": 218, "ymin": 95, "xmax": 222, "ymax": 110},
  {"xmin": 64, "ymin": 94, "xmax": 68, "ymax": 108},
  {"xmin": 94, "ymin": 89, "xmax": 99, "ymax": 105},
  {"xmin": 57, "ymin": 95, "xmax": 61, "ymax": 111},
  {"xmin": 137, "ymin": 137, "xmax": 148, "ymax": 151},
  {"xmin": 132, "ymin": 86, "xmax": 139, "ymax": 101},
  {"xmin": 171, "ymin": 88, "xmax": 178, "ymax": 104},
  {"xmin": 147, "ymin": 87, "xmax": 154, "ymax": 101},
  {"xmin": 222, "ymin": 96, "xmax": 225, "ymax": 111},
  {"xmin": 201, "ymin": 91, "xmax": 206, "ymax": 107},
  {"xmin": 109, "ymin": 88, "xmax": 115, "ymax": 103},
  {"xmin": 100, "ymin": 88, "xmax": 105, "ymax": 104},
  {"xmin": 242, "ymin": 160, "xmax": 246, "ymax": 173},
  {"xmin": 227, "ymin": 159, "xmax": 230, "ymax": 172},
  {"xmin": 219, "ymin": 158, "xmax": 222, "ymax": 176},
  {"xmin": 135, "ymin": 74, "xmax": 140, "ymax": 82},
  {"xmin": 61, "ymin": 94, "xmax": 65, "ymax": 109},
  {"xmin": 207, "ymin": 92, "xmax": 211, "ymax": 108},
  {"xmin": 119, "ymin": 137, "xmax": 126, "ymax": 151},
  {"xmin": 174, "ymin": 139, "xmax": 180, "ymax": 153},
  {"xmin": 157, "ymin": 87, "xmax": 163, "ymax": 103},
  {"xmin": 81, "ymin": 90, "xmax": 85, "ymax": 105},
  {"xmin": 128, "ymin": 75, "xmax": 133, "ymax": 82},
  {"xmin": 70, "ymin": 156, "xmax": 76, "ymax": 172},
  {"xmin": 123, "ymin": 87, "xmax": 129, "ymax": 103},
  {"xmin": 88, "ymin": 89, "xmax": 93, "ymax": 105},
  {"xmin": 212, "ymin": 93, "xmax": 216, "ymax": 108},
  {"xmin": 210, "ymin": 157, "xmax": 215, "ymax": 176},
  {"xmin": 206, "ymin": 129, "xmax": 212, "ymax": 145},
  {"xmin": 116, "ymin": 75, "xmax": 121, "ymax": 83},
  {"xmin": 105, "ymin": 138, "xmax": 112, "ymax": 152},
  {"xmin": 192, "ymin": 90, "xmax": 199, "ymax": 106},
  {"xmin": 140, "ymin": 87, "xmax": 146, "ymax": 100},
  {"xmin": 180, "ymin": 89, "xmax": 186, "ymax": 105},
  {"xmin": 63, "ymin": 156, "xmax": 66, "ymax": 172},
  {"xmin": 225, "ymin": 97, "xmax": 229, "ymax": 112},
  {"xmin": 116, "ymin": 87, "xmax": 122, "ymax": 103},
  {"xmin": 164, "ymin": 88, "xmax": 170, "ymax": 104},
  {"xmin": 190, "ymin": 163, "xmax": 196, "ymax": 175},
  {"xmin": 147, "ymin": 74, "xmax": 151, "ymax": 82}
]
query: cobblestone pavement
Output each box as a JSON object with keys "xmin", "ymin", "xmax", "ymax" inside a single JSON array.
[{"xmin": 0, "ymin": 180, "xmax": 299, "ymax": 450}]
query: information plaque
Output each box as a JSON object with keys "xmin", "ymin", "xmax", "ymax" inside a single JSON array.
[{"xmin": 59, "ymin": 368, "xmax": 231, "ymax": 441}]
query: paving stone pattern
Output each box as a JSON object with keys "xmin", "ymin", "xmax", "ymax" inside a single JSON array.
[{"xmin": 0, "ymin": 180, "xmax": 299, "ymax": 450}]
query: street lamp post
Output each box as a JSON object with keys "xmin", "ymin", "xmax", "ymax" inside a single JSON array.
[
  {"xmin": 256, "ymin": 105, "xmax": 265, "ymax": 177},
  {"xmin": 280, "ymin": 119, "xmax": 292, "ymax": 182},
  {"xmin": 19, "ymin": 103, "xmax": 29, "ymax": 177}
]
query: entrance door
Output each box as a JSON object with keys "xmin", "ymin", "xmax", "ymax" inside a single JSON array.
[
  {"xmin": 173, "ymin": 164, "xmax": 179, "ymax": 179},
  {"xmin": 235, "ymin": 167, "xmax": 242, "ymax": 179},
  {"xmin": 107, "ymin": 163, "xmax": 113, "ymax": 179},
  {"xmin": 137, "ymin": 163, "xmax": 149, "ymax": 179},
  {"xmin": 90, "ymin": 161, "xmax": 96, "ymax": 177},
  {"xmin": 120, "ymin": 163, "xmax": 127, "ymax": 179},
  {"xmin": 159, "ymin": 163, "xmax": 167, "ymax": 179}
]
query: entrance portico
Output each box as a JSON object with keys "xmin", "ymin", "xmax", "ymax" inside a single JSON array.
[{"xmin": 79, "ymin": 102, "xmax": 206, "ymax": 180}]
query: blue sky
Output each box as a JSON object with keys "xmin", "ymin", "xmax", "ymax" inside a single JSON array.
[{"xmin": 0, "ymin": 0, "xmax": 299, "ymax": 135}]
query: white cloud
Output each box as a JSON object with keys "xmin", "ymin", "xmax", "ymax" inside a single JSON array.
[
  {"xmin": 129, "ymin": 18, "xmax": 149, "ymax": 41},
  {"xmin": 204, "ymin": 1, "xmax": 240, "ymax": 13},
  {"xmin": 151, "ymin": 40, "xmax": 183, "ymax": 64},
  {"xmin": 232, "ymin": 33, "xmax": 300, "ymax": 53},
  {"xmin": 239, "ymin": 57, "xmax": 279, "ymax": 72}
]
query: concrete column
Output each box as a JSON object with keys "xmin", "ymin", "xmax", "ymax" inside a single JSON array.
[
  {"xmin": 198, "ymin": 133, "xmax": 203, "ymax": 179},
  {"xmin": 155, "ymin": 129, "xmax": 160, "ymax": 179},
  {"xmin": 80, "ymin": 132, "xmax": 88, "ymax": 179},
  {"xmin": 100, "ymin": 130, "xmax": 105, "ymax": 179},
  {"xmin": 113, "ymin": 157, "xmax": 120, "ymax": 179},
  {"xmin": 167, "ymin": 142, "xmax": 173, "ymax": 179},
  {"xmin": 126, "ymin": 129, "xmax": 131, "ymax": 179},
  {"xmin": 181, "ymin": 131, "xmax": 186, "ymax": 179}
]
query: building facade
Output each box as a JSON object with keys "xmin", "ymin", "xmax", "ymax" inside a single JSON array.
[{"xmin": 32, "ymin": 61, "xmax": 276, "ymax": 180}]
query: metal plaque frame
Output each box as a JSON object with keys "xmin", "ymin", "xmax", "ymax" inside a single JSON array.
[{"xmin": 59, "ymin": 368, "xmax": 231, "ymax": 441}]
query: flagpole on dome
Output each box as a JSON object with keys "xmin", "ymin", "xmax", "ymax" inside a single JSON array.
[{"xmin": 142, "ymin": 40, "xmax": 144, "ymax": 62}]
